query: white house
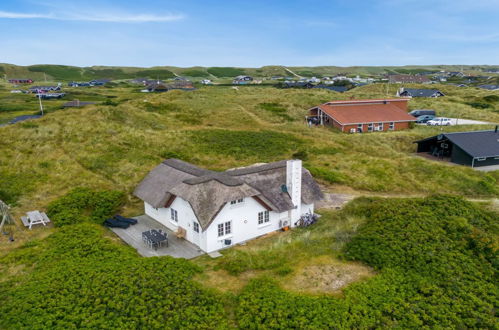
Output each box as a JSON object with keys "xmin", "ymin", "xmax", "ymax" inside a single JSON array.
[{"xmin": 134, "ymin": 159, "xmax": 323, "ymax": 253}]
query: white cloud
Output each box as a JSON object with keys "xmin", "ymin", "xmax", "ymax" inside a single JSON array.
[
  {"xmin": 0, "ymin": 10, "xmax": 53, "ymax": 19},
  {"xmin": 0, "ymin": 10, "xmax": 183, "ymax": 22}
]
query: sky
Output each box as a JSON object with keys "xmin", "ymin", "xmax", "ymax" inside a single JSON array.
[{"xmin": 0, "ymin": 0, "xmax": 498, "ymax": 67}]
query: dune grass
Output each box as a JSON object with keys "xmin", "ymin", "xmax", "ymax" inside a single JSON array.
[{"xmin": 1, "ymin": 83, "xmax": 498, "ymax": 222}]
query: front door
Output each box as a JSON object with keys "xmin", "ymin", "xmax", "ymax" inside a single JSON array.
[{"xmin": 191, "ymin": 220, "xmax": 200, "ymax": 247}]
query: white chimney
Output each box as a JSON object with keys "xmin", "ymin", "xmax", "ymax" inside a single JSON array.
[{"xmin": 286, "ymin": 159, "xmax": 302, "ymax": 226}]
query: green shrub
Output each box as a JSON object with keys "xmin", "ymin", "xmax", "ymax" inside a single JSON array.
[
  {"xmin": 0, "ymin": 171, "xmax": 39, "ymax": 205},
  {"xmin": 181, "ymin": 69, "xmax": 208, "ymax": 77},
  {"xmin": 0, "ymin": 223, "xmax": 228, "ymax": 329},
  {"xmin": 292, "ymin": 150, "xmax": 308, "ymax": 160},
  {"xmin": 20, "ymin": 121, "xmax": 39, "ymax": 128},
  {"xmin": 103, "ymin": 99, "xmax": 118, "ymax": 106},
  {"xmin": 47, "ymin": 187, "xmax": 124, "ymax": 226},
  {"xmin": 483, "ymin": 94, "xmax": 499, "ymax": 103},
  {"xmin": 190, "ymin": 129, "xmax": 303, "ymax": 160},
  {"xmin": 466, "ymin": 102, "xmax": 491, "ymax": 109},
  {"xmin": 217, "ymin": 250, "xmax": 287, "ymax": 275},
  {"xmin": 235, "ymin": 196, "xmax": 498, "ymax": 328},
  {"xmin": 307, "ymin": 166, "xmax": 347, "ymax": 184},
  {"xmin": 206, "ymin": 67, "xmax": 246, "ymax": 77},
  {"xmin": 258, "ymin": 102, "xmax": 294, "ymax": 121}
]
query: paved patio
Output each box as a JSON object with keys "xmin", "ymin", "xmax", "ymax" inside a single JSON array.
[{"xmin": 110, "ymin": 215, "xmax": 204, "ymax": 259}]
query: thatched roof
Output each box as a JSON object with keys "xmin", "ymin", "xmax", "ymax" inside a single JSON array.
[{"xmin": 134, "ymin": 159, "xmax": 323, "ymax": 230}]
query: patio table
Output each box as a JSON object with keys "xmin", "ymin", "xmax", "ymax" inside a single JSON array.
[{"xmin": 142, "ymin": 229, "xmax": 168, "ymax": 250}]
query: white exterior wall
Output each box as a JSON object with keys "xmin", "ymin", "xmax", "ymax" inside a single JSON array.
[
  {"xmin": 144, "ymin": 198, "xmax": 316, "ymax": 254},
  {"xmin": 204, "ymin": 197, "xmax": 280, "ymax": 253},
  {"xmin": 144, "ymin": 198, "xmax": 205, "ymax": 250}
]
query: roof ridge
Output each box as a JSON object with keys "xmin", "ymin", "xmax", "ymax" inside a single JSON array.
[
  {"xmin": 183, "ymin": 172, "xmax": 243, "ymax": 186},
  {"xmin": 162, "ymin": 158, "xmax": 211, "ymax": 177},
  {"xmin": 225, "ymin": 160, "xmax": 288, "ymax": 176}
]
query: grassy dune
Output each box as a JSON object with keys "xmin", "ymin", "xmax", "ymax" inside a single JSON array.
[
  {"xmin": 0, "ymin": 76, "xmax": 498, "ymax": 328},
  {"xmin": 1, "ymin": 83, "xmax": 498, "ymax": 222}
]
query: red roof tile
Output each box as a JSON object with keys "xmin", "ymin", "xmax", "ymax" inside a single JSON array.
[{"xmin": 318, "ymin": 102, "xmax": 416, "ymax": 124}]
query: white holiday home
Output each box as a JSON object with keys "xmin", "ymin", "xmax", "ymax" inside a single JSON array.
[{"xmin": 134, "ymin": 159, "xmax": 323, "ymax": 253}]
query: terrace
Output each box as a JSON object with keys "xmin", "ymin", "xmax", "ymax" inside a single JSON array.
[{"xmin": 110, "ymin": 215, "xmax": 204, "ymax": 259}]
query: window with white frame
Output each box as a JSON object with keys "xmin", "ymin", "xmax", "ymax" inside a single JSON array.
[
  {"xmin": 193, "ymin": 222, "xmax": 199, "ymax": 233},
  {"xmin": 389, "ymin": 122, "xmax": 395, "ymax": 130},
  {"xmin": 377, "ymin": 123, "xmax": 384, "ymax": 130},
  {"xmin": 170, "ymin": 208, "xmax": 178, "ymax": 222},
  {"xmin": 367, "ymin": 123, "xmax": 373, "ymax": 132},
  {"xmin": 230, "ymin": 198, "xmax": 244, "ymax": 205},
  {"xmin": 258, "ymin": 211, "xmax": 270, "ymax": 225},
  {"xmin": 218, "ymin": 221, "xmax": 232, "ymax": 237},
  {"xmin": 357, "ymin": 123, "xmax": 363, "ymax": 132}
]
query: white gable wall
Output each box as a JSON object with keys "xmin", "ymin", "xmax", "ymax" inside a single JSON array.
[
  {"xmin": 144, "ymin": 198, "xmax": 205, "ymax": 250},
  {"xmin": 204, "ymin": 197, "xmax": 277, "ymax": 253}
]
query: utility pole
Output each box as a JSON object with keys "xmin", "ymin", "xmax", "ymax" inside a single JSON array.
[{"xmin": 38, "ymin": 94, "xmax": 44, "ymax": 116}]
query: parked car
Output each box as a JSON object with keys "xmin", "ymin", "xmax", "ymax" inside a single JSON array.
[
  {"xmin": 409, "ymin": 109, "xmax": 436, "ymax": 117},
  {"xmin": 416, "ymin": 115, "xmax": 435, "ymax": 123},
  {"xmin": 427, "ymin": 117, "xmax": 452, "ymax": 126}
]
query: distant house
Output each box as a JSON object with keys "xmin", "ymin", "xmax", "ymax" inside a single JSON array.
[
  {"xmin": 307, "ymin": 77, "xmax": 321, "ymax": 83},
  {"xmin": 313, "ymin": 85, "xmax": 348, "ymax": 93},
  {"xmin": 388, "ymin": 74, "xmax": 430, "ymax": 84},
  {"xmin": 134, "ymin": 159, "xmax": 323, "ymax": 253},
  {"xmin": 415, "ymin": 128, "xmax": 499, "ymax": 168},
  {"xmin": 448, "ymin": 71, "xmax": 465, "ymax": 77},
  {"xmin": 308, "ymin": 98, "xmax": 416, "ymax": 133},
  {"xmin": 169, "ymin": 80, "xmax": 195, "ymax": 90},
  {"xmin": 29, "ymin": 85, "xmax": 61, "ymax": 93},
  {"xmin": 142, "ymin": 80, "xmax": 195, "ymax": 92},
  {"xmin": 68, "ymin": 79, "xmax": 110, "ymax": 87},
  {"xmin": 200, "ymin": 79, "xmax": 212, "ymax": 85},
  {"xmin": 143, "ymin": 82, "xmax": 170, "ymax": 93},
  {"xmin": 130, "ymin": 78, "xmax": 150, "ymax": 85},
  {"xmin": 232, "ymin": 75, "xmax": 253, "ymax": 85},
  {"xmin": 397, "ymin": 88, "xmax": 445, "ymax": 98},
  {"xmin": 63, "ymin": 99, "xmax": 96, "ymax": 108},
  {"xmin": 282, "ymin": 81, "xmax": 314, "ymax": 89},
  {"xmin": 478, "ymin": 84, "xmax": 499, "ymax": 91},
  {"xmin": 89, "ymin": 79, "xmax": 111, "ymax": 86},
  {"xmin": 68, "ymin": 81, "xmax": 91, "ymax": 87},
  {"xmin": 36, "ymin": 93, "xmax": 65, "ymax": 99},
  {"xmin": 8, "ymin": 79, "xmax": 33, "ymax": 84}
]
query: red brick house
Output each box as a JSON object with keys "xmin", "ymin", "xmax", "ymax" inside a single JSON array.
[
  {"xmin": 308, "ymin": 99, "xmax": 416, "ymax": 133},
  {"xmin": 8, "ymin": 79, "xmax": 33, "ymax": 84}
]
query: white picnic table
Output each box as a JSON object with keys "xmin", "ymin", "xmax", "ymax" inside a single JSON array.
[{"xmin": 21, "ymin": 210, "xmax": 50, "ymax": 229}]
